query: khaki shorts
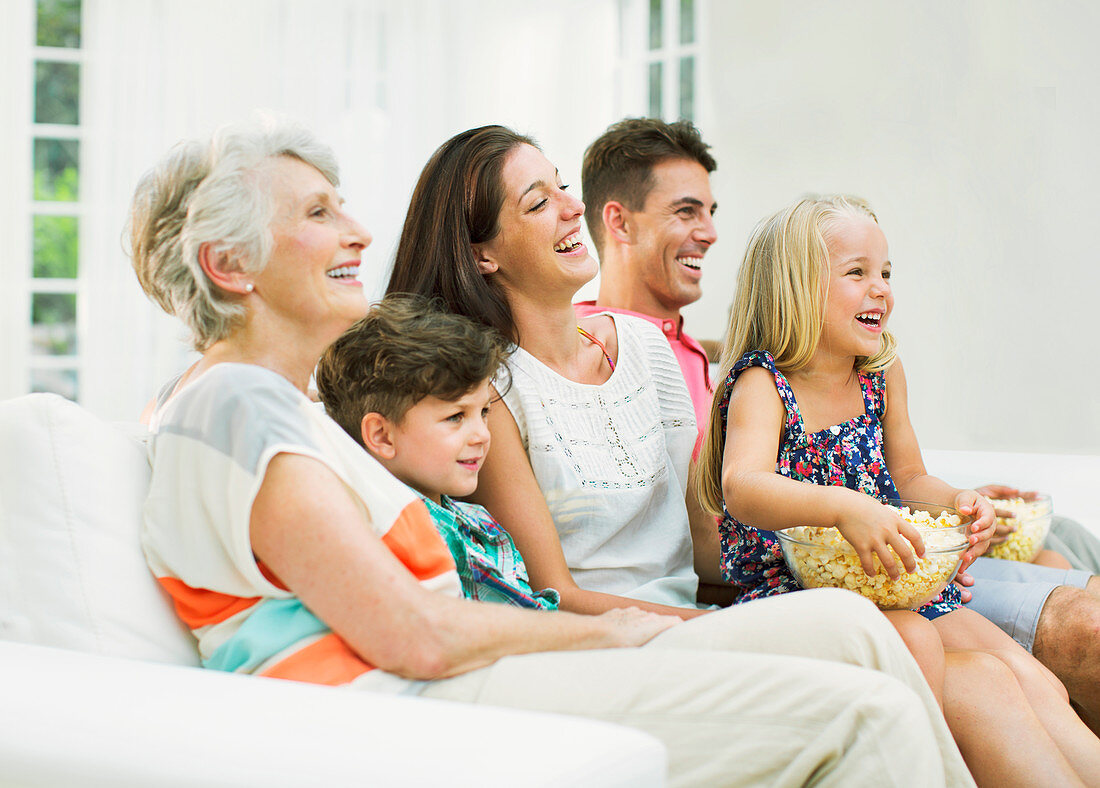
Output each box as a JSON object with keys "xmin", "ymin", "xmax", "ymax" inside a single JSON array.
[{"xmin": 964, "ymin": 556, "xmax": 1091, "ymax": 652}]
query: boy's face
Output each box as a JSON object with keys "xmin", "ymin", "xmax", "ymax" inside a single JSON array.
[{"xmin": 382, "ymin": 379, "xmax": 493, "ymax": 504}]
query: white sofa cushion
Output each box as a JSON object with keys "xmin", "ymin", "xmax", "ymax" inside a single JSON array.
[
  {"xmin": 0, "ymin": 640, "xmax": 666, "ymax": 788},
  {"xmin": 0, "ymin": 393, "xmax": 199, "ymax": 665}
]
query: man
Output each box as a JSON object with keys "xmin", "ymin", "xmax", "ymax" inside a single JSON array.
[
  {"xmin": 579, "ymin": 116, "xmax": 1100, "ymax": 733},
  {"xmin": 576, "ymin": 117, "xmax": 717, "ymax": 454}
]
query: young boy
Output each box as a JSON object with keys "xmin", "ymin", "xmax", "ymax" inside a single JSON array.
[{"xmin": 315, "ymin": 294, "xmax": 558, "ymax": 610}]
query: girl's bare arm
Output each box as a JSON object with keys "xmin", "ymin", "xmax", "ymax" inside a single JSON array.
[{"xmin": 722, "ymin": 366, "xmax": 922, "ymax": 578}]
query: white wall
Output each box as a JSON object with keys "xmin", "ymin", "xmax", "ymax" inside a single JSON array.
[
  {"xmin": 694, "ymin": 0, "xmax": 1100, "ymax": 455},
  {"xmin": 9, "ymin": 0, "xmax": 1097, "ymax": 457},
  {"xmin": 7, "ymin": 0, "xmax": 621, "ymax": 420}
]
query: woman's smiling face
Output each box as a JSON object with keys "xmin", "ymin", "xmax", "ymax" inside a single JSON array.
[
  {"xmin": 475, "ymin": 144, "xmax": 597, "ymax": 301},
  {"xmin": 252, "ymin": 155, "xmax": 372, "ymax": 342}
]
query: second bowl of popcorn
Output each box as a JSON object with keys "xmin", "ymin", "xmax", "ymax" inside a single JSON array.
[
  {"xmin": 986, "ymin": 493, "xmax": 1054, "ymax": 563},
  {"xmin": 776, "ymin": 501, "xmax": 971, "ymax": 610}
]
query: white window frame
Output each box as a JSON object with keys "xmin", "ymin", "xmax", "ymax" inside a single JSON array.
[
  {"xmin": 615, "ymin": 0, "xmax": 707, "ymax": 127},
  {"xmin": 2, "ymin": 1, "xmax": 87, "ymax": 404}
]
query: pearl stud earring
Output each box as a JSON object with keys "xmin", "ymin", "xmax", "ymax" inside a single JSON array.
[{"xmin": 245, "ymin": 283, "xmax": 254, "ymax": 292}]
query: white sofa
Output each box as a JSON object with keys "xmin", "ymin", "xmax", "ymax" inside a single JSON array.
[{"xmin": 0, "ymin": 394, "xmax": 666, "ymax": 787}]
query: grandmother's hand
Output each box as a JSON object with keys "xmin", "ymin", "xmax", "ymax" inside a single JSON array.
[{"xmin": 598, "ymin": 607, "xmax": 680, "ymax": 647}]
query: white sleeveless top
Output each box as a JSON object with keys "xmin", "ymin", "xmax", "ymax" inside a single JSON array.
[{"xmin": 500, "ymin": 313, "xmax": 700, "ymax": 607}]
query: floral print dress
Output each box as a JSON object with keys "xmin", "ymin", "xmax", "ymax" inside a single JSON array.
[{"xmin": 717, "ymin": 350, "xmax": 961, "ymax": 620}]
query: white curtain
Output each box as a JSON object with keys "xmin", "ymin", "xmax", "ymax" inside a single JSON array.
[{"xmin": 67, "ymin": 0, "xmax": 619, "ymax": 420}]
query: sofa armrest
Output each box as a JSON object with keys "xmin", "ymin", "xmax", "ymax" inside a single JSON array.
[{"xmin": 0, "ymin": 641, "xmax": 665, "ymax": 787}]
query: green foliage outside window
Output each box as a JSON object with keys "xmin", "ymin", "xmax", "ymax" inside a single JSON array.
[
  {"xmin": 33, "ymin": 140, "xmax": 79, "ymax": 201},
  {"xmin": 33, "ymin": 215, "xmax": 78, "ymax": 278},
  {"xmin": 31, "ymin": 293, "xmax": 78, "ymax": 355},
  {"xmin": 35, "ymin": 61, "xmax": 80, "ymax": 124},
  {"xmin": 649, "ymin": 0, "xmax": 662, "ymax": 49},
  {"xmin": 36, "ymin": 0, "xmax": 81, "ymax": 48},
  {"xmin": 31, "ymin": 292, "xmax": 76, "ymax": 326}
]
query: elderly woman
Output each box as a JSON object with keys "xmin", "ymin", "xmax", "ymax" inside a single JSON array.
[{"xmin": 130, "ymin": 119, "xmax": 969, "ymax": 787}]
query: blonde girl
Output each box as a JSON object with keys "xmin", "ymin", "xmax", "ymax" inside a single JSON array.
[{"xmin": 697, "ymin": 195, "xmax": 1100, "ymax": 786}]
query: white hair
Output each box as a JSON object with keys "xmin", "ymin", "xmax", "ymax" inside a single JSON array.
[{"xmin": 129, "ymin": 117, "xmax": 340, "ymax": 350}]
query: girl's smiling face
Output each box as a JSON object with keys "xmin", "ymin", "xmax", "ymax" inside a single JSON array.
[
  {"xmin": 820, "ymin": 214, "xmax": 894, "ymax": 360},
  {"xmin": 475, "ymin": 143, "xmax": 596, "ymax": 302}
]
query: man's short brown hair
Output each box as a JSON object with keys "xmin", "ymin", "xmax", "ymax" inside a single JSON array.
[
  {"xmin": 316, "ymin": 294, "xmax": 510, "ymax": 446},
  {"xmin": 581, "ymin": 117, "xmax": 716, "ymax": 255}
]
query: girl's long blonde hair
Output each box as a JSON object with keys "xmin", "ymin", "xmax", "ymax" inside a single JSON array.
[{"xmin": 695, "ymin": 194, "xmax": 897, "ymax": 517}]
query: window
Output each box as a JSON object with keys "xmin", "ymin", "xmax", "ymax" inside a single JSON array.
[
  {"xmin": 618, "ymin": 0, "xmax": 701, "ymax": 122},
  {"xmin": 29, "ymin": 0, "xmax": 84, "ymax": 401}
]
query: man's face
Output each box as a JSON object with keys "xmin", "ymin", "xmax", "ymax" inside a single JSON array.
[{"xmin": 624, "ymin": 157, "xmax": 717, "ymax": 317}]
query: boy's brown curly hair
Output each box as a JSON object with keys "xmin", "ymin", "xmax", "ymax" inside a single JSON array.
[{"xmin": 316, "ymin": 294, "xmax": 511, "ymax": 447}]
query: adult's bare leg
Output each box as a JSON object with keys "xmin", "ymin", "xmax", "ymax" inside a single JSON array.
[
  {"xmin": 1033, "ymin": 549, "xmax": 1073, "ymax": 570},
  {"xmin": 937, "ymin": 606, "xmax": 1100, "ymax": 780},
  {"xmin": 884, "ymin": 609, "xmax": 945, "ymax": 709},
  {"xmin": 942, "ymin": 649, "xmax": 1084, "ymax": 788},
  {"xmin": 1034, "ymin": 585, "xmax": 1100, "ymax": 736}
]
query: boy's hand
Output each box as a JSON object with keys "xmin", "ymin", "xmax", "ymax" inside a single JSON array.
[
  {"xmin": 836, "ymin": 497, "xmax": 925, "ymax": 580},
  {"xmin": 955, "ymin": 490, "xmax": 995, "ymax": 568}
]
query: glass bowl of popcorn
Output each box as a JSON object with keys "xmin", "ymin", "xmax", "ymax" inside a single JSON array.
[
  {"xmin": 986, "ymin": 493, "xmax": 1053, "ymax": 563},
  {"xmin": 775, "ymin": 501, "xmax": 971, "ymax": 610}
]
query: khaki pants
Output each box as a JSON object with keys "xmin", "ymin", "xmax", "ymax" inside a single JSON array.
[
  {"xmin": 421, "ymin": 589, "xmax": 974, "ymax": 787},
  {"xmin": 1046, "ymin": 515, "xmax": 1100, "ymax": 574}
]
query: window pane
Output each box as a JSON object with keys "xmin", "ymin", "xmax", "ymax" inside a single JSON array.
[
  {"xmin": 33, "ymin": 215, "xmax": 79, "ymax": 278},
  {"xmin": 33, "ymin": 138, "xmax": 80, "ymax": 201},
  {"xmin": 679, "ymin": 56, "xmax": 695, "ymax": 121},
  {"xmin": 31, "ymin": 292, "xmax": 78, "ymax": 355},
  {"xmin": 648, "ymin": 62, "xmax": 664, "ymax": 118},
  {"xmin": 36, "ymin": 0, "xmax": 81, "ymax": 48},
  {"xmin": 31, "ymin": 368, "xmax": 79, "ymax": 401},
  {"xmin": 679, "ymin": 0, "xmax": 695, "ymax": 44},
  {"xmin": 35, "ymin": 61, "xmax": 80, "ymax": 124},
  {"xmin": 648, "ymin": 0, "xmax": 663, "ymax": 50}
]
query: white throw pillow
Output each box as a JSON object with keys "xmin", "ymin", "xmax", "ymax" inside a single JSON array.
[{"xmin": 0, "ymin": 394, "xmax": 199, "ymax": 665}]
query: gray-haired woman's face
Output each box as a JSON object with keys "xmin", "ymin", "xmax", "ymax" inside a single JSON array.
[{"xmin": 248, "ymin": 156, "xmax": 372, "ymax": 341}]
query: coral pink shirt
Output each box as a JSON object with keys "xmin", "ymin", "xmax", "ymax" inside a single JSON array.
[{"xmin": 575, "ymin": 301, "xmax": 713, "ymax": 457}]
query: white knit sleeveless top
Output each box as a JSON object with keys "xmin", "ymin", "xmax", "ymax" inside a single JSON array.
[{"xmin": 500, "ymin": 313, "xmax": 699, "ymax": 607}]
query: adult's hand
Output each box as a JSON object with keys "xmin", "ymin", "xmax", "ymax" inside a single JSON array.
[{"xmin": 597, "ymin": 607, "xmax": 681, "ymax": 647}]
